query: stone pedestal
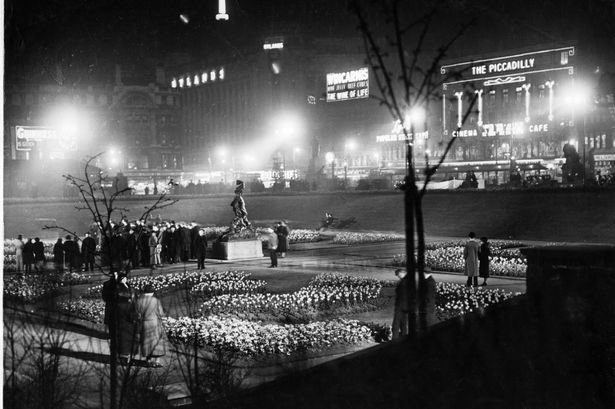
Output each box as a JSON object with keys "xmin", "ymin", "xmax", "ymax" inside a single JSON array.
[{"xmin": 212, "ymin": 240, "xmax": 263, "ymax": 260}]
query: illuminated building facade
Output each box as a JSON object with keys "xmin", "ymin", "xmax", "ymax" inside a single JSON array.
[
  {"xmin": 4, "ymin": 66, "xmax": 182, "ymax": 176},
  {"xmin": 433, "ymin": 46, "xmax": 615, "ymax": 184}
]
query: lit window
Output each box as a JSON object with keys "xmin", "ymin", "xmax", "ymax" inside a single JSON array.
[
  {"xmin": 179, "ymin": 78, "xmax": 185, "ymax": 88},
  {"xmin": 171, "ymin": 78, "xmax": 177, "ymax": 88},
  {"xmin": 219, "ymin": 68, "xmax": 225, "ymax": 80},
  {"xmin": 187, "ymin": 77, "xmax": 192, "ymax": 87},
  {"xmin": 211, "ymin": 70, "xmax": 216, "ymax": 81},
  {"xmin": 194, "ymin": 75, "xmax": 200, "ymax": 85},
  {"xmin": 561, "ymin": 51, "xmax": 568, "ymax": 65},
  {"xmin": 202, "ymin": 72, "xmax": 208, "ymax": 83}
]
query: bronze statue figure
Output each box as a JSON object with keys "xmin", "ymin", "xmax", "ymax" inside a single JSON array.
[{"xmin": 230, "ymin": 180, "xmax": 251, "ymax": 231}]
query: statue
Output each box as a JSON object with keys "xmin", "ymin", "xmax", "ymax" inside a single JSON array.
[{"xmin": 229, "ymin": 180, "xmax": 251, "ymax": 232}]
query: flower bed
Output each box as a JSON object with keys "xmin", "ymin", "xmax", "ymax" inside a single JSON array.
[
  {"xmin": 190, "ymin": 276, "xmax": 267, "ymax": 298},
  {"xmin": 163, "ymin": 316, "xmax": 372, "ymax": 356},
  {"xmin": 85, "ymin": 270, "xmax": 256, "ymax": 297},
  {"xmin": 288, "ymin": 229, "xmax": 321, "ymax": 243},
  {"xmin": 436, "ymin": 282, "xmax": 520, "ymax": 321},
  {"xmin": 58, "ymin": 298, "xmax": 106, "ymax": 323},
  {"xmin": 392, "ymin": 240, "xmax": 528, "ymax": 277},
  {"xmin": 200, "ymin": 273, "xmax": 382, "ymax": 317},
  {"xmin": 3, "ymin": 271, "xmax": 92, "ymax": 303},
  {"xmin": 332, "ymin": 232, "xmax": 405, "ymax": 244}
]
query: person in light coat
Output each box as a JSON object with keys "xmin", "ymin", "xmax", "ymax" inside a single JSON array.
[
  {"xmin": 135, "ymin": 284, "xmax": 166, "ymax": 367},
  {"xmin": 14, "ymin": 235, "xmax": 24, "ymax": 273},
  {"xmin": 464, "ymin": 231, "xmax": 480, "ymax": 287}
]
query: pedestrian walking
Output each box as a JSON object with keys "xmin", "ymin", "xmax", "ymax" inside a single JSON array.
[
  {"xmin": 479, "ymin": 237, "xmax": 491, "ymax": 286},
  {"xmin": 82, "ymin": 232, "xmax": 97, "ymax": 272},
  {"xmin": 53, "ymin": 238, "xmax": 64, "ymax": 273},
  {"xmin": 464, "ymin": 232, "xmax": 480, "ymax": 287},
  {"xmin": 392, "ymin": 269, "xmax": 410, "ymax": 339},
  {"xmin": 14, "ymin": 235, "xmax": 24, "ymax": 273},
  {"xmin": 195, "ymin": 229, "xmax": 208, "ymax": 270},
  {"xmin": 33, "ymin": 237, "xmax": 46, "ymax": 272},
  {"xmin": 23, "ymin": 238, "xmax": 34, "ymax": 273},
  {"xmin": 135, "ymin": 285, "xmax": 166, "ymax": 367}
]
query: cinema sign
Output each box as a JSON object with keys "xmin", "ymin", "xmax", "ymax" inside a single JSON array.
[{"xmin": 441, "ymin": 46, "xmax": 575, "ymax": 86}]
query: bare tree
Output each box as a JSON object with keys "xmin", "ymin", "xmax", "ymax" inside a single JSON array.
[
  {"xmin": 352, "ymin": 0, "xmax": 478, "ymax": 335},
  {"xmin": 44, "ymin": 152, "xmax": 177, "ymax": 409}
]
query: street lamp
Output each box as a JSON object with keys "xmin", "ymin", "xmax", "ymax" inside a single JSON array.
[
  {"xmin": 325, "ymin": 152, "xmax": 335, "ymax": 179},
  {"xmin": 561, "ymin": 82, "xmax": 593, "ymax": 185}
]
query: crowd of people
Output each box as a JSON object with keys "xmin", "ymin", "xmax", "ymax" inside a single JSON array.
[{"xmin": 11, "ymin": 218, "xmax": 210, "ymax": 275}]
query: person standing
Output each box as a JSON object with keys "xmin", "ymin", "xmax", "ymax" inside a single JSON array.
[
  {"xmin": 116, "ymin": 273, "xmax": 137, "ymax": 363},
  {"xmin": 63, "ymin": 235, "xmax": 78, "ymax": 273},
  {"xmin": 464, "ymin": 232, "xmax": 480, "ymax": 287},
  {"xmin": 126, "ymin": 229, "xmax": 139, "ymax": 270},
  {"xmin": 180, "ymin": 223, "xmax": 191, "ymax": 261},
  {"xmin": 53, "ymin": 238, "xmax": 64, "ymax": 273},
  {"xmin": 149, "ymin": 230, "xmax": 159, "ymax": 268},
  {"xmin": 479, "ymin": 237, "xmax": 491, "ymax": 286},
  {"xmin": 134, "ymin": 285, "xmax": 166, "ymax": 367},
  {"xmin": 102, "ymin": 271, "xmax": 118, "ymax": 334},
  {"xmin": 33, "ymin": 237, "xmax": 46, "ymax": 272},
  {"xmin": 195, "ymin": 229, "xmax": 208, "ymax": 270},
  {"xmin": 82, "ymin": 232, "xmax": 97, "ymax": 272},
  {"xmin": 23, "ymin": 238, "xmax": 35, "ymax": 274},
  {"xmin": 14, "ymin": 235, "xmax": 24, "ymax": 273},
  {"xmin": 276, "ymin": 221, "xmax": 290, "ymax": 258},
  {"xmin": 392, "ymin": 269, "xmax": 410, "ymax": 339},
  {"xmin": 266, "ymin": 227, "xmax": 278, "ymax": 268}
]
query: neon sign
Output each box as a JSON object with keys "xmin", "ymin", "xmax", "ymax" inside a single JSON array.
[{"xmin": 326, "ymin": 67, "xmax": 369, "ymax": 102}]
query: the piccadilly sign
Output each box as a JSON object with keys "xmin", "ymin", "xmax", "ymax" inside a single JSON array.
[
  {"xmin": 326, "ymin": 67, "xmax": 369, "ymax": 102},
  {"xmin": 441, "ymin": 46, "xmax": 575, "ymax": 87}
]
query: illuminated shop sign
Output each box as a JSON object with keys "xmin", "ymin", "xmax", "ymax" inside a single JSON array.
[
  {"xmin": 15, "ymin": 126, "xmax": 77, "ymax": 151},
  {"xmin": 441, "ymin": 46, "xmax": 575, "ymax": 86},
  {"xmin": 326, "ymin": 67, "xmax": 369, "ymax": 102},
  {"xmin": 376, "ymin": 131, "xmax": 429, "ymax": 143},
  {"xmin": 264, "ymin": 36, "xmax": 284, "ymax": 50},
  {"xmin": 453, "ymin": 122, "xmax": 550, "ymax": 137},
  {"xmin": 171, "ymin": 67, "xmax": 225, "ymax": 89}
]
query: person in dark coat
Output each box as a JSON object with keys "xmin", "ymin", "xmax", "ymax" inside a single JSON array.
[
  {"xmin": 116, "ymin": 273, "xmax": 138, "ymax": 361},
  {"xmin": 135, "ymin": 284, "xmax": 166, "ymax": 367},
  {"xmin": 392, "ymin": 269, "xmax": 410, "ymax": 339},
  {"xmin": 23, "ymin": 238, "xmax": 35, "ymax": 273},
  {"xmin": 126, "ymin": 229, "xmax": 139, "ymax": 270},
  {"xmin": 63, "ymin": 235, "xmax": 78, "ymax": 273},
  {"xmin": 139, "ymin": 228, "xmax": 150, "ymax": 267},
  {"xmin": 81, "ymin": 232, "xmax": 97, "ymax": 272},
  {"xmin": 53, "ymin": 238, "xmax": 64, "ymax": 273},
  {"xmin": 195, "ymin": 229, "xmax": 208, "ymax": 270},
  {"xmin": 110, "ymin": 233, "xmax": 128, "ymax": 273},
  {"xmin": 166, "ymin": 226, "xmax": 177, "ymax": 264},
  {"xmin": 180, "ymin": 224, "xmax": 191, "ymax": 261},
  {"xmin": 275, "ymin": 221, "xmax": 290, "ymax": 258},
  {"xmin": 479, "ymin": 237, "xmax": 491, "ymax": 286},
  {"xmin": 102, "ymin": 271, "xmax": 118, "ymax": 330},
  {"xmin": 33, "ymin": 237, "xmax": 46, "ymax": 272},
  {"xmin": 190, "ymin": 222, "xmax": 200, "ymax": 259}
]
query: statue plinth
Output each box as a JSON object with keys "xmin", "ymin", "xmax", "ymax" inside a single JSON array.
[{"xmin": 211, "ymin": 239, "xmax": 264, "ymax": 260}]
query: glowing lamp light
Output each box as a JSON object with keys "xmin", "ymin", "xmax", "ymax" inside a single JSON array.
[
  {"xmin": 345, "ymin": 139, "xmax": 357, "ymax": 151},
  {"xmin": 271, "ymin": 62, "xmax": 281, "ymax": 75},
  {"xmin": 171, "ymin": 78, "xmax": 177, "ymax": 88},
  {"xmin": 216, "ymin": 146, "xmax": 227, "ymax": 157},
  {"xmin": 406, "ymin": 106, "xmax": 426, "ymax": 127},
  {"xmin": 325, "ymin": 152, "xmax": 335, "ymax": 164},
  {"xmin": 179, "ymin": 14, "xmax": 189, "ymax": 24},
  {"xmin": 202, "ymin": 72, "xmax": 208, "ymax": 83},
  {"xmin": 219, "ymin": 68, "xmax": 225, "ymax": 80},
  {"xmin": 178, "ymin": 78, "xmax": 185, "ymax": 88},
  {"xmin": 216, "ymin": 0, "xmax": 229, "ymax": 20},
  {"xmin": 186, "ymin": 77, "xmax": 192, "ymax": 87},
  {"xmin": 210, "ymin": 70, "xmax": 216, "ymax": 81},
  {"xmin": 194, "ymin": 75, "xmax": 200, "ymax": 85}
]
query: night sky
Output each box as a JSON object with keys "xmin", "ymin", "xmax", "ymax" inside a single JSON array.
[{"xmin": 5, "ymin": 0, "xmax": 615, "ymax": 85}]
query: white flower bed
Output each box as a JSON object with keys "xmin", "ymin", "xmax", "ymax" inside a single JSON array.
[
  {"xmin": 436, "ymin": 282, "xmax": 520, "ymax": 320},
  {"xmin": 332, "ymin": 232, "xmax": 405, "ymax": 244},
  {"xmin": 163, "ymin": 316, "xmax": 372, "ymax": 356}
]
